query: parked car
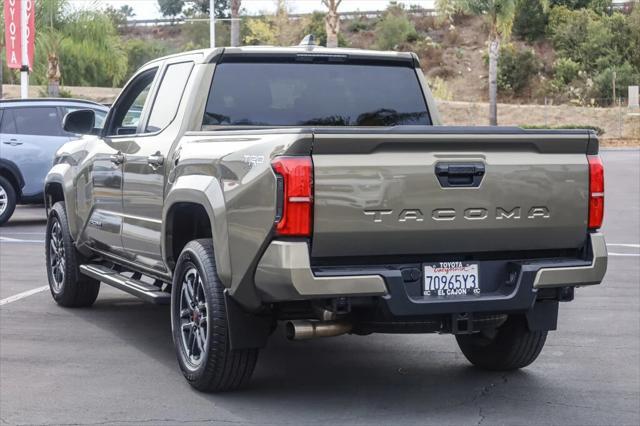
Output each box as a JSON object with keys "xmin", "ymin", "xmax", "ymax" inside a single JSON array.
[
  {"xmin": 45, "ymin": 45, "xmax": 606, "ymax": 392},
  {"xmin": 0, "ymin": 99, "xmax": 108, "ymax": 225}
]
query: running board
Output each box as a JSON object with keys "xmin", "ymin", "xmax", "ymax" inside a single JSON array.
[{"xmin": 79, "ymin": 264, "xmax": 171, "ymax": 305}]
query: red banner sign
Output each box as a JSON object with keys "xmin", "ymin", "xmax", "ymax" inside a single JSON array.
[{"xmin": 4, "ymin": 0, "xmax": 35, "ymax": 70}]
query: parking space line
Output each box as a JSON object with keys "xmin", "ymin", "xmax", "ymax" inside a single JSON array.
[
  {"xmin": 0, "ymin": 286, "xmax": 49, "ymax": 306},
  {"xmin": 0, "ymin": 236, "xmax": 45, "ymax": 243}
]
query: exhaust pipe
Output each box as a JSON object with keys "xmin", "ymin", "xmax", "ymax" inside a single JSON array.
[{"xmin": 286, "ymin": 320, "xmax": 352, "ymax": 340}]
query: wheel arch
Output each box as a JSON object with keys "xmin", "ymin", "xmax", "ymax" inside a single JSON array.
[
  {"xmin": 164, "ymin": 176, "xmax": 231, "ymax": 287},
  {"xmin": 0, "ymin": 159, "xmax": 24, "ymax": 199}
]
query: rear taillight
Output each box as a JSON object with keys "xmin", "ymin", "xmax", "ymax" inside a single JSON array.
[
  {"xmin": 588, "ymin": 155, "xmax": 604, "ymax": 229},
  {"xmin": 272, "ymin": 156, "xmax": 313, "ymax": 237}
]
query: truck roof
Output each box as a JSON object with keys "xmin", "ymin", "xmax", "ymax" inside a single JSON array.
[{"xmin": 144, "ymin": 45, "xmax": 418, "ymax": 67}]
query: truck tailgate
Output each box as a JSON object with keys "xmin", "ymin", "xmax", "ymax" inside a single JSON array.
[{"xmin": 311, "ymin": 129, "xmax": 593, "ymax": 258}]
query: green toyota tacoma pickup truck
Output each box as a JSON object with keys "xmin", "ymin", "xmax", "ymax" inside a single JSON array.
[{"xmin": 44, "ymin": 45, "xmax": 607, "ymax": 392}]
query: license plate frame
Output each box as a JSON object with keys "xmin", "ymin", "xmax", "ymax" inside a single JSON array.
[{"xmin": 423, "ymin": 262, "xmax": 480, "ymax": 297}]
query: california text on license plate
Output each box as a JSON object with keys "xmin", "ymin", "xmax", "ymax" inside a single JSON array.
[{"xmin": 423, "ymin": 262, "xmax": 479, "ymax": 297}]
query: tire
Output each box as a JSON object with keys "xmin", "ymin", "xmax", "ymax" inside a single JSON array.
[
  {"xmin": 171, "ymin": 239, "xmax": 259, "ymax": 392},
  {"xmin": 46, "ymin": 202, "xmax": 100, "ymax": 307},
  {"xmin": 0, "ymin": 175, "xmax": 17, "ymax": 226},
  {"xmin": 455, "ymin": 315, "xmax": 547, "ymax": 371}
]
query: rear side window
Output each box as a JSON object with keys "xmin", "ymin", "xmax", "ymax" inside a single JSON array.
[
  {"xmin": 146, "ymin": 61, "xmax": 194, "ymax": 132},
  {"xmin": 203, "ymin": 61, "xmax": 430, "ymax": 127},
  {"xmin": 0, "ymin": 110, "xmax": 17, "ymax": 133},
  {"xmin": 11, "ymin": 107, "xmax": 62, "ymax": 136}
]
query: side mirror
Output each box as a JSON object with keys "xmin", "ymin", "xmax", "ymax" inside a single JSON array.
[{"xmin": 63, "ymin": 109, "xmax": 96, "ymax": 134}]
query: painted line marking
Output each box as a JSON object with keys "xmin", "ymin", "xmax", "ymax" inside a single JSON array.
[
  {"xmin": 0, "ymin": 286, "xmax": 49, "ymax": 306},
  {"xmin": 0, "ymin": 236, "xmax": 45, "ymax": 243}
]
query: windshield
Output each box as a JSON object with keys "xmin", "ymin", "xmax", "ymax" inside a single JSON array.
[{"xmin": 203, "ymin": 61, "xmax": 430, "ymax": 127}]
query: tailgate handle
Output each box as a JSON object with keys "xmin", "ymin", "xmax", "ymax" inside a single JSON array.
[{"xmin": 435, "ymin": 163, "xmax": 485, "ymax": 188}]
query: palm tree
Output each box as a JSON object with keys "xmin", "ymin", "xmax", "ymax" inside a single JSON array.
[
  {"xmin": 230, "ymin": 0, "xmax": 241, "ymax": 47},
  {"xmin": 322, "ymin": 0, "xmax": 342, "ymax": 48},
  {"xmin": 439, "ymin": 0, "xmax": 517, "ymax": 125}
]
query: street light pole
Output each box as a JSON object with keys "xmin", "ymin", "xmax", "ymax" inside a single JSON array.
[
  {"xmin": 20, "ymin": 0, "xmax": 29, "ymax": 99},
  {"xmin": 210, "ymin": 0, "xmax": 215, "ymax": 48}
]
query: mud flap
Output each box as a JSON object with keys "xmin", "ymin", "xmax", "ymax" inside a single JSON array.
[
  {"xmin": 526, "ymin": 300, "xmax": 559, "ymax": 331},
  {"xmin": 224, "ymin": 290, "xmax": 272, "ymax": 350}
]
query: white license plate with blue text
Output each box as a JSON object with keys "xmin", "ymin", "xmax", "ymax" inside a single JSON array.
[{"xmin": 423, "ymin": 262, "xmax": 479, "ymax": 297}]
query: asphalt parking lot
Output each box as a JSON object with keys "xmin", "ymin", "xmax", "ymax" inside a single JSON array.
[{"xmin": 1, "ymin": 149, "xmax": 638, "ymax": 426}]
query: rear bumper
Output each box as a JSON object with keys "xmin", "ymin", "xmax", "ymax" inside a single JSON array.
[
  {"xmin": 534, "ymin": 232, "xmax": 607, "ymax": 288},
  {"xmin": 254, "ymin": 233, "xmax": 607, "ymax": 315}
]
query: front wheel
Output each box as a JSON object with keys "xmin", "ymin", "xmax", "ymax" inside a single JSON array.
[
  {"xmin": 456, "ymin": 315, "xmax": 547, "ymax": 371},
  {"xmin": 46, "ymin": 202, "xmax": 100, "ymax": 307},
  {"xmin": 171, "ymin": 239, "xmax": 259, "ymax": 392}
]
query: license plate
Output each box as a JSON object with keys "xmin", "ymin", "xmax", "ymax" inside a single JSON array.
[{"xmin": 423, "ymin": 262, "xmax": 479, "ymax": 297}]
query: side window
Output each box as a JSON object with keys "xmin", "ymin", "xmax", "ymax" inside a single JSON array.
[
  {"xmin": 145, "ymin": 62, "xmax": 194, "ymax": 133},
  {"xmin": 13, "ymin": 107, "xmax": 62, "ymax": 136},
  {"xmin": 106, "ymin": 68, "xmax": 157, "ymax": 136},
  {"xmin": 0, "ymin": 110, "xmax": 17, "ymax": 134}
]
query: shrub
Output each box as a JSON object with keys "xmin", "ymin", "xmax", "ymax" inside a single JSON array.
[
  {"xmin": 593, "ymin": 63, "xmax": 640, "ymax": 105},
  {"xmin": 374, "ymin": 6, "xmax": 418, "ymax": 50},
  {"xmin": 496, "ymin": 44, "xmax": 542, "ymax": 94},
  {"xmin": 513, "ymin": 0, "xmax": 548, "ymax": 42},
  {"xmin": 553, "ymin": 58, "xmax": 581, "ymax": 85},
  {"xmin": 428, "ymin": 76, "xmax": 453, "ymax": 100},
  {"xmin": 347, "ymin": 17, "xmax": 371, "ymax": 33},
  {"xmin": 243, "ymin": 17, "xmax": 277, "ymax": 45}
]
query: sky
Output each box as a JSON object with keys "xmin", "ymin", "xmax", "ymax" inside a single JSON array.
[{"xmin": 69, "ymin": 0, "xmax": 438, "ymax": 19}]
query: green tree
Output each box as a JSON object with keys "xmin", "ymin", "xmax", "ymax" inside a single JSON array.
[
  {"xmin": 54, "ymin": 11, "xmax": 128, "ymax": 87},
  {"xmin": 550, "ymin": 0, "xmax": 611, "ymax": 14},
  {"xmin": 374, "ymin": 4, "xmax": 418, "ymax": 50},
  {"xmin": 441, "ymin": 0, "xmax": 518, "ymax": 125},
  {"xmin": 125, "ymin": 40, "xmax": 169, "ymax": 80},
  {"xmin": 243, "ymin": 18, "xmax": 277, "ymax": 45},
  {"xmin": 513, "ymin": 0, "xmax": 548, "ymax": 42},
  {"xmin": 159, "ymin": 0, "xmax": 185, "ymax": 17}
]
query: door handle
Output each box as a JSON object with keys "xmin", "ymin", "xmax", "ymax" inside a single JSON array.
[
  {"xmin": 2, "ymin": 140, "xmax": 23, "ymax": 146},
  {"xmin": 147, "ymin": 153, "xmax": 164, "ymax": 167},
  {"xmin": 109, "ymin": 152, "xmax": 125, "ymax": 165},
  {"xmin": 435, "ymin": 162, "xmax": 485, "ymax": 188}
]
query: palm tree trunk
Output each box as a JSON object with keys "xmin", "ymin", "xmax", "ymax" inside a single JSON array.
[
  {"xmin": 0, "ymin": 56, "xmax": 3, "ymax": 99},
  {"xmin": 323, "ymin": 0, "xmax": 341, "ymax": 48},
  {"xmin": 488, "ymin": 36, "xmax": 500, "ymax": 126},
  {"xmin": 230, "ymin": 0, "xmax": 241, "ymax": 47}
]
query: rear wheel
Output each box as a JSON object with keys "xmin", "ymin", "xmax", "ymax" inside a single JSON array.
[
  {"xmin": 46, "ymin": 202, "xmax": 100, "ymax": 307},
  {"xmin": 0, "ymin": 176, "xmax": 17, "ymax": 226},
  {"xmin": 455, "ymin": 315, "xmax": 547, "ymax": 371},
  {"xmin": 171, "ymin": 239, "xmax": 259, "ymax": 392}
]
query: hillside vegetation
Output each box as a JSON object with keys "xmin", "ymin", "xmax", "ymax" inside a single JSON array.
[{"xmin": 1, "ymin": 0, "xmax": 638, "ymax": 108}]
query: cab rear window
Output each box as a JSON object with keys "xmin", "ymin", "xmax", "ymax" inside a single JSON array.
[{"xmin": 203, "ymin": 60, "xmax": 430, "ymax": 127}]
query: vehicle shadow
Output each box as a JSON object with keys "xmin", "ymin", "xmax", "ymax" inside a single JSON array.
[{"xmin": 66, "ymin": 294, "xmax": 549, "ymax": 422}]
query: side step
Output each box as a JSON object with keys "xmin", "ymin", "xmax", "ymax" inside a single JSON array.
[{"xmin": 79, "ymin": 264, "xmax": 171, "ymax": 305}]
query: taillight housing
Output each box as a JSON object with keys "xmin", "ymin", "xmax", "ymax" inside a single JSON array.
[
  {"xmin": 272, "ymin": 156, "xmax": 313, "ymax": 237},
  {"xmin": 588, "ymin": 155, "xmax": 604, "ymax": 229}
]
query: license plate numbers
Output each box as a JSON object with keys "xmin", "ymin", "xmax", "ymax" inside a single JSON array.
[{"xmin": 424, "ymin": 262, "xmax": 479, "ymax": 297}]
